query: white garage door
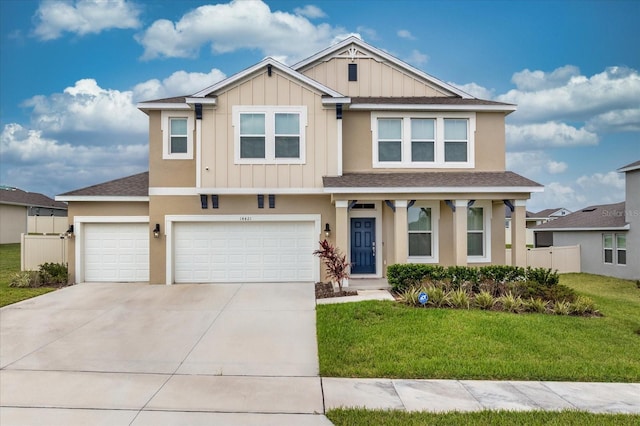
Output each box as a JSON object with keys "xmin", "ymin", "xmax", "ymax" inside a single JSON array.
[
  {"xmin": 174, "ymin": 221, "xmax": 315, "ymax": 283},
  {"xmin": 83, "ymin": 223, "xmax": 149, "ymax": 282}
]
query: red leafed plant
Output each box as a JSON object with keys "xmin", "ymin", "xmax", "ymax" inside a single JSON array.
[{"xmin": 313, "ymin": 239, "xmax": 350, "ymax": 292}]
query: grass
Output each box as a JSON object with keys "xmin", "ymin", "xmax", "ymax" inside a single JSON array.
[
  {"xmin": 0, "ymin": 244, "xmax": 56, "ymax": 307},
  {"xmin": 326, "ymin": 408, "xmax": 640, "ymax": 425},
  {"xmin": 317, "ymin": 273, "xmax": 640, "ymax": 382}
]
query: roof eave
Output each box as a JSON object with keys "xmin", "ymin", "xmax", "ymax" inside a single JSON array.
[
  {"xmin": 324, "ymin": 186, "xmax": 544, "ymax": 194},
  {"xmin": 348, "ymin": 104, "xmax": 517, "ymax": 113},
  {"xmin": 55, "ymin": 196, "xmax": 149, "ymax": 202},
  {"xmin": 534, "ymin": 224, "xmax": 630, "ymax": 232}
]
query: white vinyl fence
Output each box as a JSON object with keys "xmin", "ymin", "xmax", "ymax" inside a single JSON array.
[
  {"xmin": 505, "ymin": 245, "xmax": 581, "ymax": 273},
  {"xmin": 21, "ymin": 234, "xmax": 67, "ymax": 271},
  {"xmin": 27, "ymin": 216, "xmax": 68, "ymax": 234}
]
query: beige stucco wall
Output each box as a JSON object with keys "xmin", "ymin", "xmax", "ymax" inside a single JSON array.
[
  {"xmin": 148, "ymin": 194, "xmax": 335, "ymax": 284},
  {"xmin": 300, "ymin": 56, "xmax": 454, "ymax": 97},
  {"xmin": 0, "ymin": 204, "xmax": 27, "ymax": 244},
  {"xmin": 66, "ymin": 202, "xmax": 149, "ymax": 283},
  {"xmin": 342, "ymin": 111, "xmax": 507, "ymax": 173},
  {"xmin": 197, "ymin": 70, "xmax": 338, "ymax": 190},
  {"xmin": 148, "ymin": 111, "xmax": 197, "ymax": 188}
]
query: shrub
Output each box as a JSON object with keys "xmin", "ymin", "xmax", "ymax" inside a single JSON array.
[
  {"xmin": 387, "ymin": 264, "xmax": 446, "ymax": 291},
  {"xmin": 571, "ymin": 296, "xmax": 598, "ymax": 315},
  {"xmin": 473, "ymin": 290, "xmax": 495, "ymax": 310},
  {"xmin": 525, "ymin": 297, "xmax": 548, "ymax": 314},
  {"xmin": 39, "ymin": 262, "xmax": 68, "ymax": 286},
  {"xmin": 9, "ymin": 271, "xmax": 38, "ymax": 288},
  {"xmin": 397, "ymin": 287, "xmax": 422, "ymax": 306},
  {"xmin": 497, "ymin": 292, "xmax": 524, "ymax": 313},
  {"xmin": 553, "ymin": 300, "xmax": 571, "ymax": 315},
  {"xmin": 525, "ymin": 267, "xmax": 559, "ymax": 286},
  {"xmin": 314, "ymin": 240, "xmax": 350, "ymax": 291},
  {"xmin": 426, "ymin": 286, "xmax": 448, "ymax": 307},
  {"xmin": 448, "ymin": 288, "xmax": 470, "ymax": 309}
]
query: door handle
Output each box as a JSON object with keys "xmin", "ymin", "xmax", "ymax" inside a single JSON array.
[{"xmin": 372, "ymin": 242, "xmax": 376, "ymax": 257}]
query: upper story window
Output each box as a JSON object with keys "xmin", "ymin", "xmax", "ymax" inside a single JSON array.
[
  {"xmin": 161, "ymin": 111, "xmax": 194, "ymax": 160},
  {"xmin": 372, "ymin": 112, "xmax": 475, "ymax": 168},
  {"xmin": 233, "ymin": 106, "xmax": 307, "ymax": 164}
]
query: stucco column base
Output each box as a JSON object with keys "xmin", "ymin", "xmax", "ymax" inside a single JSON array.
[
  {"xmin": 394, "ymin": 200, "xmax": 408, "ymax": 264},
  {"xmin": 511, "ymin": 200, "xmax": 527, "ymax": 267},
  {"xmin": 453, "ymin": 200, "xmax": 468, "ymax": 266}
]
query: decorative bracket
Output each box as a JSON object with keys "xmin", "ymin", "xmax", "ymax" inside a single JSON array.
[
  {"xmin": 384, "ymin": 200, "xmax": 395, "ymax": 212},
  {"xmin": 445, "ymin": 200, "xmax": 456, "ymax": 212},
  {"xmin": 347, "ymin": 46, "xmax": 358, "ymax": 62},
  {"xmin": 503, "ymin": 200, "xmax": 515, "ymax": 212},
  {"xmin": 348, "ymin": 200, "xmax": 358, "ymax": 210}
]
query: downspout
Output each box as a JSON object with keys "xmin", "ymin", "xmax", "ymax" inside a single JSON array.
[
  {"xmin": 336, "ymin": 103, "xmax": 343, "ymax": 176},
  {"xmin": 195, "ymin": 103, "xmax": 203, "ymax": 188}
]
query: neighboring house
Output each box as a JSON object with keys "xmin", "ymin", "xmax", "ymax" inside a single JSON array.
[
  {"xmin": 533, "ymin": 160, "xmax": 639, "ymax": 280},
  {"xmin": 0, "ymin": 186, "xmax": 68, "ymax": 244},
  {"xmin": 57, "ymin": 37, "xmax": 542, "ymax": 285},
  {"xmin": 505, "ymin": 206, "xmax": 571, "ymax": 246}
]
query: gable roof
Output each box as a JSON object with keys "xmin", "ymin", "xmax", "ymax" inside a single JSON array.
[
  {"xmin": 533, "ymin": 202, "xmax": 628, "ymax": 231},
  {"xmin": 323, "ymin": 171, "xmax": 542, "ymax": 194},
  {"xmin": 56, "ymin": 172, "xmax": 149, "ymax": 202},
  {"xmin": 0, "ymin": 186, "xmax": 67, "ymax": 209},
  {"xmin": 293, "ymin": 36, "xmax": 472, "ymax": 99}
]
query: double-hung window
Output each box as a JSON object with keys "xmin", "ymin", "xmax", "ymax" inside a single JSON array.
[
  {"xmin": 161, "ymin": 111, "xmax": 194, "ymax": 160},
  {"xmin": 234, "ymin": 106, "xmax": 306, "ymax": 164},
  {"xmin": 372, "ymin": 112, "xmax": 474, "ymax": 168},
  {"xmin": 466, "ymin": 201, "xmax": 491, "ymax": 262},
  {"xmin": 407, "ymin": 202, "xmax": 439, "ymax": 262},
  {"xmin": 604, "ymin": 233, "xmax": 627, "ymax": 265}
]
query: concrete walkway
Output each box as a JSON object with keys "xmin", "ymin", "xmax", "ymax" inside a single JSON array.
[{"xmin": 1, "ymin": 283, "xmax": 639, "ymax": 425}]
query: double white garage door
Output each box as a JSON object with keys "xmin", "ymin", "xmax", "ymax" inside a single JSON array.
[
  {"xmin": 173, "ymin": 221, "xmax": 316, "ymax": 283},
  {"xmin": 82, "ymin": 221, "xmax": 316, "ymax": 283}
]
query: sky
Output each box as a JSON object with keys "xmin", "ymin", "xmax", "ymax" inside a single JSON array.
[{"xmin": 0, "ymin": 0, "xmax": 638, "ymax": 212}]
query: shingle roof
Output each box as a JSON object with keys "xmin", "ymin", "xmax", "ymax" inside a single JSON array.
[
  {"xmin": 323, "ymin": 171, "xmax": 541, "ymax": 190},
  {"xmin": 534, "ymin": 202, "xmax": 627, "ymax": 230},
  {"xmin": 58, "ymin": 172, "xmax": 149, "ymax": 197},
  {"xmin": 350, "ymin": 96, "xmax": 514, "ymax": 107},
  {"xmin": 0, "ymin": 187, "xmax": 67, "ymax": 209},
  {"xmin": 618, "ymin": 160, "xmax": 640, "ymax": 172},
  {"xmin": 531, "ymin": 208, "xmax": 564, "ymax": 218}
]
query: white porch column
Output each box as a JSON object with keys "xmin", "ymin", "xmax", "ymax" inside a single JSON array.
[
  {"xmin": 453, "ymin": 200, "xmax": 468, "ymax": 266},
  {"xmin": 511, "ymin": 199, "xmax": 527, "ymax": 267},
  {"xmin": 394, "ymin": 200, "xmax": 408, "ymax": 263},
  {"xmin": 334, "ymin": 200, "xmax": 349, "ymax": 286}
]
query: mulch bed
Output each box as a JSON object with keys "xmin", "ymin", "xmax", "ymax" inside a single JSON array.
[{"xmin": 315, "ymin": 282, "xmax": 358, "ymax": 299}]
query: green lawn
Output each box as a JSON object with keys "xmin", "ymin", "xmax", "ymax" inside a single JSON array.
[
  {"xmin": 317, "ymin": 273, "xmax": 640, "ymax": 382},
  {"xmin": 0, "ymin": 244, "xmax": 56, "ymax": 307},
  {"xmin": 326, "ymin": 408, "xmax": 640, "ymax": 426}
]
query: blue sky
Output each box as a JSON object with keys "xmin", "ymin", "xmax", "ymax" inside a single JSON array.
[{"xmin": 1, "ymin": 0, "xmax": 638, "ymax": 212}]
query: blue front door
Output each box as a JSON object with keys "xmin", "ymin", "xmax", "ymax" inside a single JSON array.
[{"xmin": 350, "ymin": 218, "xmax": 376, "ymax": 274}]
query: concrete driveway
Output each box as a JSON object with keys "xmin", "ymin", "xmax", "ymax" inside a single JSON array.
[{"xmin": 1, "ymin": 282, "xmax": 332, "ymax": 425}]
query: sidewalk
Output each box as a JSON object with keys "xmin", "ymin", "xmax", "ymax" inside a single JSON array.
[{"xmin": 322, "ymin": 378, "xmax": 640, "ymax": 414}]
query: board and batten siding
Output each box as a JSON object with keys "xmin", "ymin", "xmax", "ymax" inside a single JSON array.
[
  {"xmin": 200, "ymin": 71, "xmax": 338, "ymax": 189},
  {"xmin": 299, "ymin": 56, "xmax": 453, "ymax": 98}
]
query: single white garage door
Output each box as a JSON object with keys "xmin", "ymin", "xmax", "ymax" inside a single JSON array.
[
  {"xmin": 174, "ymin": 221, "xmax": 315, "ymax": 283},
  {"xmin": 83, "ymin": 223, "xmax": 149, "ymax": 282}
]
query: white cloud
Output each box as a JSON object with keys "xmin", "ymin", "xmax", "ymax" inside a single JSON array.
[
  {"xmin": 135, "ymin": 0, "xmax": 348, "ymax": 63},
  {"xmin": 133, "ymin": 68, "xmax": 227, "ymax": 101},
  {"xmin": 397, "ymin": 29, "xmax": 415, "ymax": 40},
  {"xmin": 294, "ymin": 5, "xmax": 326, "ymax": 18},
  {"xmin": 1, "ymin": 123, "xmax": 147, "ymax": 196},
  {"xmin": 22, "ymin": 79, "xmax": 147, "ymax": 135},
  {"xmin": 506, "ymin": 122, "xmax": 599, "ymax": 150},
  {"xmin": 33, "ymin": 0, "xmax": 141, "ymax": 40},
  {"xmin": 449, "ymin": 82, "xmax": 495, "ymax": 100},
  {"xmin": 576, "ymin": 171, "xmax": 625, "ymax": 192},
  {"xmin": 586, "ymin": 108, "xmax": 640, "ymax": 133},
  {"xmin": 498, "ymin": 66, "xmax": 640, "ymax": 124},
  {"xmin": 511, "ymin": 65, "xmax": 580, "ymax": 91},
  {"xmin": 527, "ymin": 182, "xmax": 586, "ymax": 212},
  {"xmin": 546, "ymin": 161, "xmax": 568, "ymax": 174},
  {"xmin": 405, "ymin": 50, "xmax": 429, "ymax": 66}
]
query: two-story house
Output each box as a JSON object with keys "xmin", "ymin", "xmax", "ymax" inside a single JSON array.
[{"xmin": 57, "ymin": 37, "xmax": 542, "ymax": 285}]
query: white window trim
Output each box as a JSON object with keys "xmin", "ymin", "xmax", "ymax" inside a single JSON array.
[
  {"xmin": 161, "ymin": 110, "xmax": 194, "ymax": 160},
  {"xmin": 371, "ymin": 112, "xmax": 475, "ymax": 168},
  {"xmin": 603, "ymin": 233, "xmax": 613, "ymax": 264},
  {"xmin": 407, "ymin": 201, "xmax": 440, "ymax": 263},
  {"xmin": 616, "ymin": 233, "xmax": 626, "ymax": 266},
  {"xmin": 467, "ymin": 200, "xmax": 491, "ymax": 263},
  {"xmin": 232, "ymin": 105, "xmax": 307, "ymax": 164}
]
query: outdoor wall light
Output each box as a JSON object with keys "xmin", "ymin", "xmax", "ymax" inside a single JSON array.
[
  {"xmin": 324, "ymin": 223, "xmax": 331, "ymax": 238},
  {"xmin": 66, "ymin": 224, "xmax": 74, "ymax": 238},
  {"xmin": 153, "ymin": 223, "xmax": 161, "ymax": 238}
]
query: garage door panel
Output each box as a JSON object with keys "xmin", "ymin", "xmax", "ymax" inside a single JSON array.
[
  {"xmin": 84, "ymin": 223, "xmax": 149, "ymax": 282},
  {"xmin": 174, "ymin": 221, "xmax": 315, "ymax": 283}
]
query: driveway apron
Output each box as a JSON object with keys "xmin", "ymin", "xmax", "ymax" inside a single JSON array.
[{"xmin": 0, "ymin": 282, "xmax": 329, "ymax": 425}]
